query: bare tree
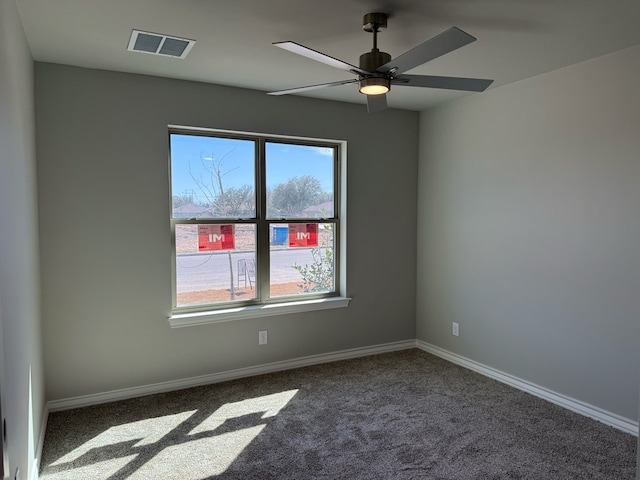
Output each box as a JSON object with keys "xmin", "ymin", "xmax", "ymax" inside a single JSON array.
[{"xmin": 188, "ymin": 149, "xmax": 253, "ymax": 300}]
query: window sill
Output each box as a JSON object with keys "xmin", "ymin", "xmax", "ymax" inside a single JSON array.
[{"xmin": 169, "ymin": 296, "xmax": 351, "ymax": 328}]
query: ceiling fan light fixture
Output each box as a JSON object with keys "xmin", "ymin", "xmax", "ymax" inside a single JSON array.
[{"xmin": 359, "ymin": 77, "xmax": 390, "ymax": 95}]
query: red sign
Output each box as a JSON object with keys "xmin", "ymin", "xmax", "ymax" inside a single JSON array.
[
  {"xmin": 198, "ymin": 224, "xmax": 235, "ymax": 251},
  {"xmin": 289, "ymin": 224, "xmax": 318, "ymax": 248}
]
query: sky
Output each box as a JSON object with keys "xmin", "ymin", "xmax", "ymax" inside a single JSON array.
[{"xmin": 170, "ymin": 134, "xmax": 334, "ymax": 202}]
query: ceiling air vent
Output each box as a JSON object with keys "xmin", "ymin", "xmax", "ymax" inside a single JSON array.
[{"xmin": 127, "ymin": 30, "xmax": 195, "ymax": 59}]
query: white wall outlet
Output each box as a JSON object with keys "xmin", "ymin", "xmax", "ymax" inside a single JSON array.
[
  {"xmin": 258, "ymin": 330, "xmax": 268, "ymax": 345},
  {"xmin": 452, "ymin": 322, "xmax": 459, "ymax": 337}
]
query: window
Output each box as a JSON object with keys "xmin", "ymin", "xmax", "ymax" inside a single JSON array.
[{"xmin": 169, "ymin": 127, "xmax": 347, "ymax": 325}]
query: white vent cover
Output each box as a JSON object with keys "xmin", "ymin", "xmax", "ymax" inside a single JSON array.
[{"xmin": 127, "ymin": 30, "xmax": 195, "ymax": 59}]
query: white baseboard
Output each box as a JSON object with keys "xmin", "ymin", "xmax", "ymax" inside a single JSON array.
[
  {"xmin": 47, "ymin": 340, "xmax": 416, "ymax": 412},
  {"xmin": 416, "ymin": 340, "xmax": 639, "ymax": 436}
]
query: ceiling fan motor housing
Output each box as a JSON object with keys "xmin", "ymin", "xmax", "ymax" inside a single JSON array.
[{"xmin": 359, "ymin": 50, "xmax": 391, "ymax": 73}]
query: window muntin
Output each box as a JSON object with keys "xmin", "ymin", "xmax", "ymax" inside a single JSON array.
[{"xmin": 170, "ymin": 129, "xmax": 340, "ymax": 313}]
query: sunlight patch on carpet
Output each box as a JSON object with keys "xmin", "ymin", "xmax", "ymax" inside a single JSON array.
[
  {"xmin": 190, "ymin": 389, "xmax": 299, "ymax": 435},
  {"xmin": 49, "ymin": 410, "xmax": 197, "ymax": 466},
  {"xmin": 42, "ymin": 390, "xmax": 298, "ymax": 478},
  {"xmin": 128, "ymin": 425, "xmax": 267, "ymax": 479}
]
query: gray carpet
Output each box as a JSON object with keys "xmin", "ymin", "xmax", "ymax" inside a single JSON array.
[{"xmin": 40, "ymin": 349, "xmax": 637, "ymax": 479}]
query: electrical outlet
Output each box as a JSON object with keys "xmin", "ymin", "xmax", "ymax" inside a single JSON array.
[
  {"xmin": 452, "ymin": 322, "xmax": 459, "ymax": 337},
  {"xmin": 258, "ymin": 330, "xmax": 268, "ymax": 345}
]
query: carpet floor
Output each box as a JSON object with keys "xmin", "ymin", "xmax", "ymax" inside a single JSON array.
[{"xmin": 39, "ymin": 349, "xmax": 637, "ymax": 479}]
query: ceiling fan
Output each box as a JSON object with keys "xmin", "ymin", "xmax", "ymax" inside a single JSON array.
[{"xmin": 268, "ymin": 12, "xmax": 493, "ymax": 113}]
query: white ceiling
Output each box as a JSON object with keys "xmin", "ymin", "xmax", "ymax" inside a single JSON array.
[{"xmin": 15, "ymin": 0, "xmax": 640, "ymax": 111}]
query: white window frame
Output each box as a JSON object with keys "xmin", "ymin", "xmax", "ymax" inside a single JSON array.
[{"xmin": 167, "ymin": 126, "xmax": 349, "ymax": 327}]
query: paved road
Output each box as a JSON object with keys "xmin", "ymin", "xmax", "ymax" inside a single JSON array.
[{"xmin": 176, "ymin": 247, "xmax": 328, "ymax": 292}]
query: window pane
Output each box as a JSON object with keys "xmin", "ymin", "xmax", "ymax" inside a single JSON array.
[
  {"xmin": 269, "ymin": 223, "xmax": 335, "ymax": 297},
  {"xmin": 170, "ymin": 134, "xmax": 256, "ymax": 219},
  {"xmin": 175, "ymin": 223, "xmax": 257, "ymax": 306},
  {"xmin": 266, "ymin": 142, "xmax": 334, "ymax": 219}
]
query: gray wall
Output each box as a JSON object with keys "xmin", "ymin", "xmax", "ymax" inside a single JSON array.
[
  {"xmin": 417, "ymin": 45, "xmax": 640, "ymax": 421},
  {"xmin": 35, "ymin": 63, "xmax": 419, "ymax": 401},
  {"xmin": 0, "ymin": 1, "xmax": 45, "ymax": 478}
]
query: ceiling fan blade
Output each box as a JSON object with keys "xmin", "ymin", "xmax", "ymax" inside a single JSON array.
[
  {"xmin": 273, "ymin": 41, "xmax": 370, "ymax": 76},
  {"xmin": 394, "ymin": 74, "xmax": 493, "ymax": 92},
  {"xmin": 366, "ymin": 94, "xmax": 387, "ymax": 113},
  {"xmin": 268, "ymin": 79, "xmax": 359, "ymax": 96},
  {"xmin": 378, "ymin": 27, "xmax": 476, "ymax": 75}
]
